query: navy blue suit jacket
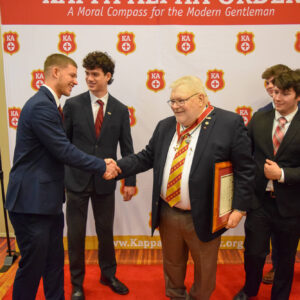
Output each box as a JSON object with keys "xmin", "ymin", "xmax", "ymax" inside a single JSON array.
[
  {"xmin": 117, "ymin": 107, "xmax": 255, "ymax": 242},
  {"xmin": 5, "ymin": 86, "xmax": 106, "ymax": 215}
]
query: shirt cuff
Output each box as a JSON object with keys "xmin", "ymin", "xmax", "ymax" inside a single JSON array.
[{"xmin": 278, "ymin": 168, "xmax": 285, "ymax": 183}]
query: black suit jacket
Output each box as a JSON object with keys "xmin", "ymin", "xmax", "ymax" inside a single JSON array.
[
  {"xmin": 63, "ymin": 91, "xmax": 136, "ymax": 194},
  {"xmin": 5, "ymin": 86, "xmax": 106, "ymax": 215},
  {"xmin": 248, "ymin": 109, "xmax": 300, "ymax": 217},
  {"xmin": 117, "ymin": 107, "xmax": 255, "ymax": 242}
]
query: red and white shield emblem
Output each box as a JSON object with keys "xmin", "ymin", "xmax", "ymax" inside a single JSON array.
[
  {"xmin": 206, "ymin": 69, "xmax": 225, "ymax": 92},
  {"xmin": 294, "ymin": 32, "xmax": 300, "ymax": 53},
  {"xmin": 235, "ymin": 106, "xmax": 253, "ymax": 126},
  {"xmin": 58, "ymin": 32, "xmax": 76, "ymax": 55},
  {"xmin": 31, "ymin": 70, "xmax": 45, "ymax": 91},
  {"xmin": 8, "ymin": 107, "xmax": 21, "ymax": 129},
  {"xmin": 128, "ymin": 106, "xmax": 137, "ymax": 127},
  {"xmin": 236, "ymin": 32, "xmax": 255, "ymax": 55},
  {"xmin": 176, "ymin": 32, "xmax": 195, "ymax": 55},
  {"xmin": 146, "ymin": 70, "xmax": 165, "ymax": 92},
  {"xmin": 117, "ymin": 32, "xmax": 136, "ymax": 55},
  {"xmin": 3, "ymin": 32, "xmax": 20, "ymax": 55}
]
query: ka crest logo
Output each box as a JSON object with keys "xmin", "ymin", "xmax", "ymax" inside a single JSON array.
[
  {"xmin": 236, "ymin": 31, "xmax": 255, "ymax": 55},
  {"xmin": 176, "ymin": 32, "xmax": 195, "ymax": 55},
  {"xmin": 146, "ymin": 70, "xmax": 165, "ymax": 92},
  {"xmin": 128, "ymin": 106, "xmax": 137, "ymax": 127},
  {"xmin": 31, "ymin": 70, "xmax": 45, "ymax": 91},
  {"xmin": 235, "ymin": 106, "xmax": 253, "ymax": 126},
  {"xmin": 206, "ymin": 69, "xmax": 225, "ymax": 92},
  {"xmin": 119, "ymin": 179, "xmax": 138, "ymax": 197},
  {"xmin": 58, "ymin": 32, "xmax": 76, "ymax": 55},
  {"xmin": 294, "ymin": 32, "xmax": 300, "ymax": 53},
  {"xmin": 8, "ymin": 107, "xmax": 21, "ymax": 129},
  {"xmin": 3, "ymin": 32, "xmax": 20, "ymax": 55},
  {"xmin": 117, "ymin": 32, "xmax": 136, "ymax": 55}
]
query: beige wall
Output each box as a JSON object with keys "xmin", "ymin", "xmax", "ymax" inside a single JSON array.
[{"xmin": 0, "ymin": 27, "xmax": 14, "ymax": 236}]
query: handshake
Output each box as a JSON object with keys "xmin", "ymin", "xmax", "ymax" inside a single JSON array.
[{"xmin": 102, "ymin": 158, "xmax": 121, "ymax": 180}]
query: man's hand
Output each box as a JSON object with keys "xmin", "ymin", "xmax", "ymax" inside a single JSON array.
[
  {"xmin": 123, "ymin": 186, "xmax": 136, "ymax": 201},
  {"xmin": 102, "ymin": 159, "xmax": 121, "ymax": 180},
  {"xmin": 225, "ymin": 210, "xmax": 245, "ymax": 229},
  {"xmin": 264, "ymin": 159, "xmax": 281, "ymax": 180}
]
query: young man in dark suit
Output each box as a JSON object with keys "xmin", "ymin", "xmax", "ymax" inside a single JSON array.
[
  {"xmin": 5, "ymin": 53, "xmax": 120, "ymax": 300},
  {"xmin": 257, "ymin": 64, "xmax": 292, "ymax": 284},
  {"xmin": 234, "ymin": 71, "xmax": 300, "ymax": 300},
  {"xmin": 63, "ymin": 51, "xmax": 136, "ymax": 300},
  {"xmin": 116, "ymin": 75, "xmax": 255, "ymax": 300}
]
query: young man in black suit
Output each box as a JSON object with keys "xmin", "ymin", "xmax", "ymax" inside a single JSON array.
[
  {"xmin": 234, "ymin": 71, "xmax": 300, "ymax": 300},
  {"xmin": 63, "ymin": 51, "xmax": 136, "ymax": 300}
]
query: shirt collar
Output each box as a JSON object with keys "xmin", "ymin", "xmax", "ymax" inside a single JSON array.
[
  {"xmin": 89, "ymin": 91, "xmax": 109, "ymax": 106},
  {"xmin": 275, "ymin": 107, "xmax": 298, "ymax": 124},
  {"xmin": 42, "ymin": 84, "xmax": 60, "ymax": 108}
]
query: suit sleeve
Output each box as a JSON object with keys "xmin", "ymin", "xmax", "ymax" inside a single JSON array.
[
  {"xmin": 31, "ymin": 100, "xmax": 106, "ymax": 175},
  {"xmin": 119, "ymin": 107, "xmax": 136, "ymax": 186},
  {"xmin": 117, "ymin": 121, "xmax": 159, "ymax": 179},
  {"xmin": 231, "ymin": 115, "xmax": 256, "ymax": 211}
]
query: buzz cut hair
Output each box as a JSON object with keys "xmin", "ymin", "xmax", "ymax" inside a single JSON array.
[{"xmin": 44, "ymin": 53, "xmax": 77, "ymax": 76}]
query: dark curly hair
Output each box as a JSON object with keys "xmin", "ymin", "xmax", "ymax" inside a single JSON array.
[
  {"xmin": 83, "ymin": 51, "xmax": 115, "ymax": 85},
  {"xmin": 273, "ymin": 70, "xmax": 300, "ymax": 97}
]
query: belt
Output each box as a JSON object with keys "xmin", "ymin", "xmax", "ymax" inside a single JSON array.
[
  {"xmin": 265, "ymin": 191, "xmax": 276, "ymax": 198},
  {"xmin": 160, "ymin": 199, "xmax": 191, "ymax": 213}
]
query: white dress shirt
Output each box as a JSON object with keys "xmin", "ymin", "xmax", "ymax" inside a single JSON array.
[
  {"xmin": 160, "ymin": 124, "xmax": 201, "ymax": 210},
  {"xmin": 89, "ymin": 91, "xmax": 108, "ymax": 123}
]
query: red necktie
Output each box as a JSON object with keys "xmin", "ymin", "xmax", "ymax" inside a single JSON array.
[
  {"xmin": 58, "ymin": 105, "xmax": 64, "ymax": 120},
  {"xmin": 272, "ymin": 116, "xmax": 287, "ymax": 155},
  {"xmin": 95, "ymin": 100, "xmax": 104, "ymax": 138}
]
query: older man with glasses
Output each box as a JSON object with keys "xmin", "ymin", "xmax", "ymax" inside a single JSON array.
[{"xmin": 116, "ymin": 75, "xmax": 255, "ymax": 300}]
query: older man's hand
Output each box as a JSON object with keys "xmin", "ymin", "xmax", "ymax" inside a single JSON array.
[
  {"xmin": 102, "ymin": 159, "xmax": 121, "ymax": 180},
  {"xmin": 225, "ymin": 210, "xmax": 246, "ymax": 229}
]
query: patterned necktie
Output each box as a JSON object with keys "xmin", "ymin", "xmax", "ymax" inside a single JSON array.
[
  {"xmin": 95, "ymin": 100, "xmax": 104, "ymax": 139},
  {"xmin": 165, "ymin": 134, "xmax": 190, "ymax": 207},
  {"xmin": 165, "ymin": 104, "xmax": 214, "ymax": 207},
  {"xmin": 272, "ymin": 116, "xmax": 287, "ymax": 155},
  {"xmin": 58, "ymin": 105, "xmax": 63, "ymax": 120}
]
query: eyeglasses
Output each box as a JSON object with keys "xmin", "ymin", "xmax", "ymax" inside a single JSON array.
[{"xmin": 167, "ymin": 93, "xmax": 199, "ymax": 107}]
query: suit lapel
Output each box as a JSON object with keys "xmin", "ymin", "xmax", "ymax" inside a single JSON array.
[
  {"xmin": 190, "ymin": 109, "xmax": 216, "ymax": 175},
  {"xmin": 262, "ymin": 110, "xmax": 275, "ymax": 158},
  {"xmin": 81, "ymin": 92, "xmax": 96, "ymax": 140},
  {"xmin": 158, "ymin": 118, "xmax": 177, "ymax": 185},
  {"xmin": 276, "ymin": 110, "xmax": 300, "ymax": 157}
]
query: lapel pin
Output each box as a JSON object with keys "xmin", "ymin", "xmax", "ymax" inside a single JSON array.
[
  {"xmin": 207, "ymin": 117, "xmax": 211, "ymax": 119},
  {"xmin": 107, "ymin": 112, "xmax": 111, "ymax": 115},
  {"xmin": 205, "ymin": 121, "xmax": 209, "ymax": 125}
]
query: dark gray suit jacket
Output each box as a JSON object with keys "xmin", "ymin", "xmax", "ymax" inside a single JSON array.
[
  {"xmin": 63, "ymin": 91, "xmax": 136, "ymax": 194},
  {"xmin": 248, "ymin": 109, "xmax": 300, "ymax": 217},
  {"xmin": 117, "ymin": 107, "xmax": 255, "ymax": 242}
]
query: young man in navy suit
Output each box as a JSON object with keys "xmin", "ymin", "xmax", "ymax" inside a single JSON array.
[
  {"xmin": 63, "ymin": 51, "xmax": 136, "ymax": 300},
  {"xmin": 5, "ymin": 53, "xmax": 120, "ymax": 300},
  {"xmin": 234, "ymin": 71, "xmax": 300, "ymax": 300},
  {"xmin": 116, "ymin": 76, "xmax": 255, "ymax": 300}
]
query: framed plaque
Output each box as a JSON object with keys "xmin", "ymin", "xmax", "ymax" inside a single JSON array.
[{"xmin": 212, "ymin": 161, "xmax": 234, "ymax": 233}]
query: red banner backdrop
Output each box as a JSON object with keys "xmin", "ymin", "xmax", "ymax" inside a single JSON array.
[{"xmin": 0, "ymin": 0, "xmax": 300, "ymax": 25}]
